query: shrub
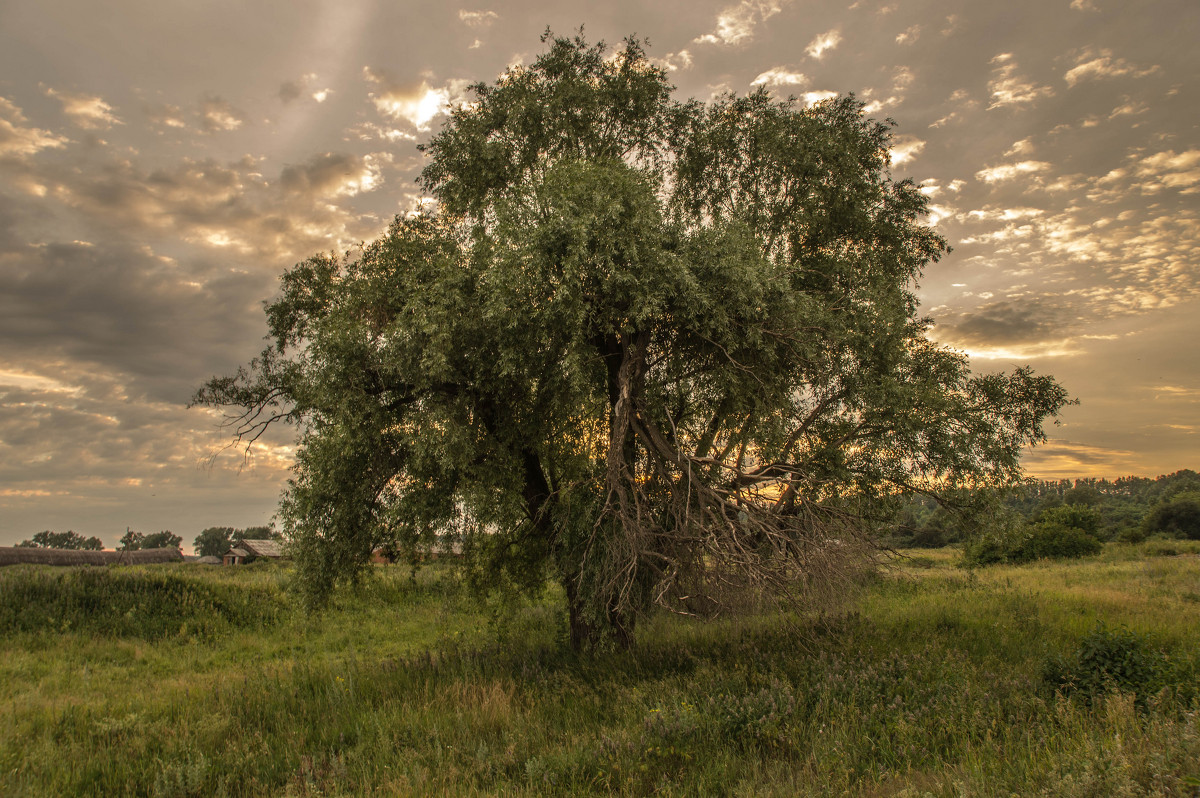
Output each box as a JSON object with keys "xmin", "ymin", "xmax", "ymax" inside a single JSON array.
[
  {"xmin": 1034, "ymin": 504, "xmax": 1100, "ymax": 537},
  {"xmin": 1043, "ymin": 623, "xmax": 1161, "ymax": 702},
  {"xmin": 1018, "ymin": 523, "xmax": 1103, "ymax": 561},
  {"xmin": 963, "ymin": 504, "xmax": 1102, "ymax": 566},
  {"xmin": 1141, "ymin": 491, "xmax": 1200, "ymax": 540}
]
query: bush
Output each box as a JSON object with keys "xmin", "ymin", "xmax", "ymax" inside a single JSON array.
[
  {"xmin": 1043, "ymin": 623, "xmax": 1161, "ymax": 702},
  {"xmin": 1141, "ymin": 491, "xmax": 1200, "ymax": 540},
  {"xmin": 1034, "ymin": 504, "xmax": 1100, "ymax": 536},
  {"xmin": 963, "ymin": 507, "xmax": 1102, "ymax": 566},
  {"xmin": 1018, "ymin": 523, "xmax": 1103, "ymax": 561}
]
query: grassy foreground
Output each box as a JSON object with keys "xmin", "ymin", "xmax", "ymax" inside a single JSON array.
[{"xmin": 2, "ymin": 543, "xmax": 1198, "ymax": 797}]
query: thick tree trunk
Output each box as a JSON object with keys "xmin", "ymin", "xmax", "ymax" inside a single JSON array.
[{"xmin": 564, "ymin": 574, "xmax": 635, "ymax": 652}]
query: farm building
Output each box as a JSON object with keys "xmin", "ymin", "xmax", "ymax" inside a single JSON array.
[
  {"xmin": 0, "ymin": 547, "xmax": 184, "ymax": 567},
  {"xmin": 223, "ymin": 538, "xmax": 285, "ymax": 565}
]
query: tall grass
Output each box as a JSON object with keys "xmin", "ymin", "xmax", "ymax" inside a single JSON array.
[
  {"xmin": 1, "ymin": 546, "xmax": 1198, "ymax": 796},
  {"xmin": 0, "ymin": 564, "xmax": 287, "ymax": 639}
]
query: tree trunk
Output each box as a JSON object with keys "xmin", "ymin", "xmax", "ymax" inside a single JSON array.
[{"xmin": 564, "ymin": 574, "xmax": 635, "ymax": 652}]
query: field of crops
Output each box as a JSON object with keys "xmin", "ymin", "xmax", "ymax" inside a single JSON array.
[{"xmin": 2, "ymin": 542, "xmax": 1198, "ymax": 796}]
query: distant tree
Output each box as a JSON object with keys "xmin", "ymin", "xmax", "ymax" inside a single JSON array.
[
  {"xmin": 238, "ymin": 525, "xmax": 277, "ymax": 541},
  {"xmin": 119, "ymin": 529, "xmax": 145, "ymax": 551},
  {"xmin": 193, "ymin": 526, "xmax": 235, "ymax": 557},
  {"xmin": 1142, "ymin": 491, "xmax": 1200, "ymax": 540},
  {"xmin": 195, "ymin": 31, "xmax": 1071, "ymax": 650},
  {"xmin": 1062, "ymin": 485, "xmax": 1100, "ymax": 506},
  {"xmin": 140, "ymin": 531, "xmax": 183, "ymax": 550},
  {"xmin": 1036, "ymin": 504, "xmax": 1100, "ymax": 537},
  {"xmin": 16, "ymin": 530, "xmax": 104, "ymax": 550}
]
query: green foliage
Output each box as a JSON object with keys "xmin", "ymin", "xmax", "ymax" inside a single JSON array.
[
  {"xmin": 1143, "ymin": 491, "xmax": 1200, "ymax": 540},
  {"xmin": 1021, "ymin": 523, "xmax": 1103, "ymax": 560},
  {"xmin": 1035, "ymin": 503, "xmax": 1100, "ymax": 536},
  {"xmin": 193, "ymin": 526, "xmax": 234, "ymax": 557},
  {"xmin": 142, "ymin": 531, "xmax": 183, "ymax": 550},
  {"xmin": 118, "ymin": 530, "xmax": 182, "ymax": 551},
  {"xmin": 193, "ymin": 525, "xmax": 275, "ymax": 557},
  {"xmin": 238, "ymin": 525, "xmax": 276, "ymax": 540},
  {"xmin": 963, "ymin": 504, "xmax": 1102, "ymax": 565},
  {"xmin": 16, "ymin": 530, "xmax": 104, "ymax": 550},
  {"xmin": 0, "ymin": 566, "xmax": 285, "ymax": 640},
  {"xmin": 1043, "ymin": 623, "xmax": 1163, "ymax": 703},
  {"xmin": 195, "ymin": 30, "xmax": 1070, "ymax": 649}
]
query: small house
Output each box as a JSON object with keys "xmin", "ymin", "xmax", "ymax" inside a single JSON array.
[
  {"xmin": 223, "ymin": 538, "xmax": 285, "ymax": 565},
  {"xmin": 223, "ymin": 547, "xmax": 249, "ymax": 566}
]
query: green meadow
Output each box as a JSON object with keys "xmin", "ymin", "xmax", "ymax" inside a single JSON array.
[{"xmin": 2, "ymin": 543, "xmax": 1198, "ymax": 797}]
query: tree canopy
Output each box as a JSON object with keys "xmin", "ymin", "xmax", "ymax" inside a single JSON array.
[
  {"xmin": 119, "ymin": 530, "xmax": 183, "ymax": 551},
  {"xmin": 193, "ymin": 525, "xmax": 277, "ymax": 557},
  {"xmin": 17, "ymin": 530, "xmax": 104, "ymax": 551},
  {"xmin": 195, "ymin": 32, "xmax": 1070, "ymax": 649}
]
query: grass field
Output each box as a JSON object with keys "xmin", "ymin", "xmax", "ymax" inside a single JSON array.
[{"xmin": 2, "ymin": 542, "xmax": 1198, "ymax": 796}]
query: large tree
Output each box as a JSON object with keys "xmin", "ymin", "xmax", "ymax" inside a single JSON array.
[{"xmin": 196, "ymin": 32, "xmax": 1070, "ymax": 649}]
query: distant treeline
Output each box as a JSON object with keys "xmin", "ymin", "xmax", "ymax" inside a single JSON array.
[{"xmin": 892, "ymin": 469, "xmax": 1200, "ymax": 547}]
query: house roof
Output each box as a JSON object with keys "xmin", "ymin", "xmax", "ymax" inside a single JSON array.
[
  {"xmin": 237, "ymin": 539, "xmax": 284, "ymax": 558},
  {"xmin": 226, "ymin": 548, "xmax": 249, "ymax": 558}
]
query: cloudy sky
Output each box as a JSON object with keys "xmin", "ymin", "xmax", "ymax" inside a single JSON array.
[{"xmin": 1, "ymin": 0, "xmax": 1197, "ymax": 549}]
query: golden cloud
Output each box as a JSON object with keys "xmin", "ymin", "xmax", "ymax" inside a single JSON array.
[{"xmin": 0, "ymin": 97, "xmax": 68, "ymax": 157}]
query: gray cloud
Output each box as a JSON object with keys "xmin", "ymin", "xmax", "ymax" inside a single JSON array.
[
  {"xmin": 0, "ymin": 235, "xmax": 272, "ymax": 402},
  {"xmin": 934, "ymin": 298, "xmax": 1074, "ymax": 348}
]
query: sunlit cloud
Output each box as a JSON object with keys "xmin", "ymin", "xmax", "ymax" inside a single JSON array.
[
  {"xmin": 694, "ymin": 0, "xmax": 785, "ymax": 46},
  {"xmin": 987, "ymin": 53, "xmax": 1054, "ymax": 109},
  {"xmin": 657, "ymin": 50, "xmax": 694, "ymax": 73},
  {"xmin": 802, "ymin": 90, "xmax": 839, "ymax": 106},
  {"xmin": 279, "ymin": 73, "xmax": 333, "ymax": 104},
  {"xmin": 889, "ymin": 136, "xmax": 925, "ymax": 166},
  {"xmin": 0, "ymin": 97, "xmax": 68, "ymax": 156},
  {"xmin": 1004, "ymin": 138, "xmax": 1034, "ymax": 156},
  {"xmin": 1154, "ymin": 385, "xmax": 1200, "ymax": 399},
  {"xmin": 347, "ymin": 121, "xmax": 419, "ymax": 143},
  {"xmin": 750, "ymin": 67, "xmax": 806, "ymax": 87},
  {"xmin": 1064, "ymin": 48, "xmax": 1159, "ymax": 87},
  {"xmin": 363, "ymin": 68, "xmax": 471, "ymax": 131},
  {"xmin": 19, "ymin": 147, "xmax": 386, "ymax": 262},
  {"xmin": 895, "ymin": 25, "xmax": 920, "ymax": 45},
  {"xmin": 143, "ymin": 102, "xmax": 187, "ymax": 131},
  {"xmin": 1132, "ymin": 149, "xmax": 1200, "ymax": 192},
  {"xmin": 458, "ymin": 10, "xmax": 499, "ymax": 28},
  {"xmin": 1108, "ymin": 98, "xmax": 1147, "ymax": 119},
  {"xmin": 279, "ymin": 152, "xmax": 386, "ymax": 198},
  {"xmin": 0, "ymin": 369, "xmax": 81, "ymax": 396},
  {"xmin": 805, "ymin": 29, "xmax": 842, "ymax": 59},
  {"xmin": 199, "ymin": 95, "xmax": 245, "ymax": 132},
  {"xmin": 1020, "ymin": 440, "xmax": 1143, "ymax": 480},
  {"xmin": 44, "ymin": 88, "xmax": 122, "ymax": 129},
  {"xmin": 956, "ymin": 341, "xmax": 1082, "ymax": 360},
  {"xmin": 975, "ymin": 160, "xmax": 1051, "ymax": 182}
]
